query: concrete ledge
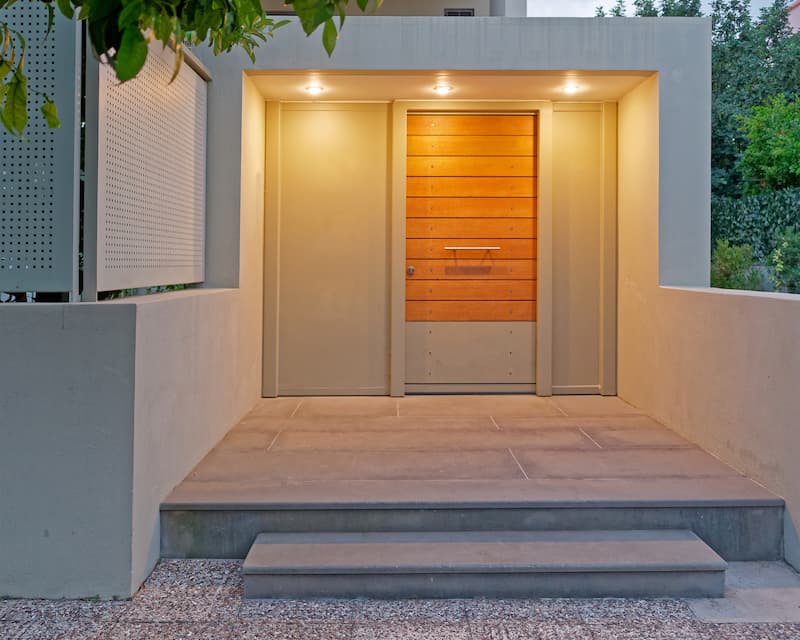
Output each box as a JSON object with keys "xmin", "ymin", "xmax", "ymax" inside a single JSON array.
[
  {"xmin": 161, "ymin": 503, "xmax": 783, "ymax": 562},
  {"xmin": 162, "ymin": 477, "xmax": 784, "ymax": 510}
]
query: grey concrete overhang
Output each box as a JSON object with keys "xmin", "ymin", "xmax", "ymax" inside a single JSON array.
[{"xmin": 236, "ymin": 16, "xmax": 708, "ymax": 76}]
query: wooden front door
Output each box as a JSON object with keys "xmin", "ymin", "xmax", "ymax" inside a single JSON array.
[{"xmin": 405, "ymin": 113, "xmax": 538, "ymax": 392}]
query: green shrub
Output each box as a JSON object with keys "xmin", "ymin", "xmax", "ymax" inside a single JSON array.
[
  {"xmin": 771, "ymin": 229, "xmax": 800, "ymax": 294},
  {"xmin": 739, "ymin": 94, "xmax": 800, "ymax": 195},
  {"xmin": 710, "ymin": 240, "xmax": 760, "ymax": 290},
  {"xmin": 711, "ymin": 187, "xmax": 800, "ymax": 262}
]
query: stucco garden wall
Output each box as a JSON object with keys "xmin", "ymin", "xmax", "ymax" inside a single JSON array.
[
  {"xmin": 618, "ymin": 72, "xmax": 800, "ymax": 570},
  {"xmin": 0, "ymin": 74, "xmax": 265, "ymax": 599}
]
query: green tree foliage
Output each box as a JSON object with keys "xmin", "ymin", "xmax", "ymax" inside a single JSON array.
[
  {"xmin": 610, "ymin": 0, "xmax": 628, "ymax": 16},
  {"xmin": 606, "ymin": 0, "xmax": 701, "ymax": 18},
  {"xmin": 660, "ymin": 0, "xmax": 702, "ymax": 16},
  {"xmin": 0, "ymin": 0, "xmax": 381, "ymax": 136},
  {"xmin": 771, "ymin": 229, "xmax": 800, "ymax": 293},
  {"xmin": 710, "ymin": 239, "xmax": 760, "ymax": 289},
  {"xmin": 738, "ymin": 94, "xmax": 800, "ymax": 194},
  {"xmin": 712, "ymin": 187, "xmax": 800, "ymax": 261},
  {"xmin": 633, "ymin": 1, "xmax": 659, "ymax": 16},
  {"xmin": 711, "ymin": 0, "xmax": 800, "ymax": 197}
]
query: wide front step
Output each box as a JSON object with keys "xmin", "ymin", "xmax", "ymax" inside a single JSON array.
[{"xmin": 242, "ymin": 529, "xmax": 727, "ymax": 599}]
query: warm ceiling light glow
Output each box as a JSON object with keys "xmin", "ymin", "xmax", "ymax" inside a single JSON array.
[
  {"xmin": 434, "ymin": 83, "xmax": 453, "ymax": 96},
  {"xmin": 305, "ymin": 85, "xmax": 324, "ymax": 96},
  {"xmin": 563, "ymin": 83, "xmax": 580, "ymax": 95}
]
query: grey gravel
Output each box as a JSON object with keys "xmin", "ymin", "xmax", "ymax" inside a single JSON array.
[{"xmin": 3, "ymin": 560, "xmax": 800, "ymax": 639}]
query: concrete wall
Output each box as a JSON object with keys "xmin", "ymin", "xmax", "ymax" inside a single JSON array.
[
  {"xmin": 617, "ymin": 73, "xmax": 800, "ymax": 569},
  {"xmin": 129, "ymin": 76, "xmax": 266, "ymax": 593},
  {"xmin": 0, "ymin": 72, "xmax": 265, "ymax": 600},
  {"xmin": 215, "ymin": 17, "xmax": 710, "ymax": 289},
  {"xmin": 262, "ymin": 0, "xmax": 492, "ymax": 16},
  {"xmin": 0, "ymin": 290, "xmax": 261, "ymax": 599},
  {"xmin": 0, "ymin": 289, "xmax": 261, "ymax": 599},
  {"xmin": 0, "ymin": 305, "xmax": 136, "ymax": 598}
]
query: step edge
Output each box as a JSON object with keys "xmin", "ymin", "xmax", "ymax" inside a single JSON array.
[
  {"xmin": 161, "ymin": 498, "xmax": 785, "ymax": 511},
  {"xmin": 242, "ymin": 564, "xmax": 728, "ymax": 575}
]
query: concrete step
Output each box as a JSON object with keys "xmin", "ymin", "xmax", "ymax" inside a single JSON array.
[
  {"xmin": 160, "ymin": 478, "xmax": 785, "ymax": 561},
  {"xmin": 242, "ymin": 529, "xmax": 727, "ymax": 599}
]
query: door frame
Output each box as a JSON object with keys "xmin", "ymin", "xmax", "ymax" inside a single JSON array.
[
  {"xmin": 263, "ymin": 99, "xmax": 615, "ymax": 398},
  {"xmin": 390, "ymin": 101, "xmax": 554, "ymax": 396}
]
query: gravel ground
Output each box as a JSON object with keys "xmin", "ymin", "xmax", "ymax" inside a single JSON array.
[{"xmin": 2, "ymin": 560, "xmax": 800, "ymax": 639}]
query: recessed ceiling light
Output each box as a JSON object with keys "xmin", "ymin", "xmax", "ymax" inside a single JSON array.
[
  {"xmin": 306, "ymin": 85, "xmax": 324, "ymax": 96},
  {"xmin": 434, "ymin": 83, "xmax": 453, "ymax": 96},
  {"xmin": 563, "ymin": 83, "xmax": 580, "ymax": 95}
]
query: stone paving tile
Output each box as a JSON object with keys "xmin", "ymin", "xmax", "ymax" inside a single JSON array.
[
  {"xmin": 349, "ymin": 599, "xmax": 468, "ymax": 622},
  {"xmin": 240, "ymin": 598, "xmax": 357, "ymax": 622},
  {"xmin": 352, "ymin": 620, "xmax": 471, "ymax": 639},
  {"xmin": 0, "ymin": 599, "xmax": 124, "ymax": 639},
  {"xmin": 11, "ymin": 618, "xmax": 117, "ymax": 640},
  {"xmin": 590, "ymin": 621, "xmax": 716, "ymax": 639},
  {"xmin": 712, "ymin": 623, "xmax": 800, "ymax": 639},
  {"xmin": 465, "ymin": 598, "xmax": 586, "ymax": 622},
  {"xmin": 120, "ymin": 585, "xmax": 242, "ymax": 623},
  {"xmin": 0, "ymin": 622, "xmax": 28, "ymax": 640},
  {"xmin": 106, "ymin": 621, "xmax": 229, "ymax": 639},
  {"xmin": 560, "ymin": 598, "xmax": 696, "ymax": 623},
  {"xmin": 145, "ymin": 559, "xmax": 243, "ymax": 588},
  {"xmin": 2, "ymin": 598, "xmax": 125, "ymax": 624},
  {"xmin": 0, "ymin": 599, "xmax": 17, "ymax": 621},
  {"xmin": 225, "ymin": 619, "xmax": 355, "ymax": 639},
  {"xmin": 469, "ymin": 621, "xmax": 598, "ymax": 639}
]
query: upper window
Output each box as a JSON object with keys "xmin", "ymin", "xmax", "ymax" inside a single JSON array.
[{"xmin": 444, "ymin": 8, "xmax": 476, "ymax": 16}]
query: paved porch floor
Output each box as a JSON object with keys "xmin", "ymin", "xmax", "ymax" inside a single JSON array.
[{"xmin": 167, "ymin": 395, "xmax": 771, "ymax": 507}]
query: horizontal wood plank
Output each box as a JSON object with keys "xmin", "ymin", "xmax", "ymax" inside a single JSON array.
[
  {"xmin": 406, "ymin": 279, "xmax": 536, "ymax": 301},
  {"xmin": 407, "ymin": 259, "xmax": 536, "ymax": 279},
  {"xmin": 407, "ymin": 300, "xmax": 536, "ymax": 322},
  {"xmin": 407, "ymin": 177, "xmax": 535, "ymax": 198},
  {"xmin": 408, "ymin": 135, "xmax": 534, "ymax": 157},
  {"xmin": 407, "ymin": 114, "xmax": 536, "ymax": 136},
  {"xmin": 407, "ymin": 218, "xmax": 535, "ymax": 239},
  {"xmin": 407, "ymin": 156, "xmax": 536, "ymax": 178},
  {"xmin": 406, "ymin": 239, "xmax": 536, "ymax": 260},
  {"xmin": 407, "ymin": 197, "xmax": 536, "ymax": 218}
]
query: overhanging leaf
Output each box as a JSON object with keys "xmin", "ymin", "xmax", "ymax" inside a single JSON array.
[
  {"xmin": 45, "ymin": 5, "xmax": 54, "ymax": 41},
  {"xmin": 114, "ymin": 25, "xmax": 148, "ymax": 82},
  {"xmin": 118, "ymin": 0, "xmax": 144, "ymax": 30},
  {"xmin": 56, "ymin": 0, "xmax": 75, "ymax": 20},
  {"xmin": 322, "ymin": 18, "xmax": 337, "ymax": 56},
  {"xmin": 1, "ymin": 73, "xmax": 27, "ymax": 135},
  {"xmin": 41, "ymin": 97, "xmax": 60, "ymax": 128}
]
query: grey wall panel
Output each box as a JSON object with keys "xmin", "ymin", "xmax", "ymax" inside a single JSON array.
[
  {"xmin": 0, "ymin": 8, "xmax": 79, "ymax": 293},
  {"xmin": 277, "ymin": 104, "xmax": 390, "ymax": 395},
  {"xmin": 406, "ymin": 321, "xmax": 535, "ymax": 384}
]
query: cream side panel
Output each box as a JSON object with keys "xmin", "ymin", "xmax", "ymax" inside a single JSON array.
[
  {"xmin": 551, "ymin": 106, "xmax": 604, "ymax": 392},
  {"xmin": 278, "ymin": 104, "xmax": 389, "ymax": 395}
]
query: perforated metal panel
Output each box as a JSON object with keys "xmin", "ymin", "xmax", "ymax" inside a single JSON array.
[
  {"xmin": 95, "ymin": 44, "xmax": 207, "ymax": 292},
  {"xmin": 0, "ymin": 7, "xmax": 79, "ymax": 293}
]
